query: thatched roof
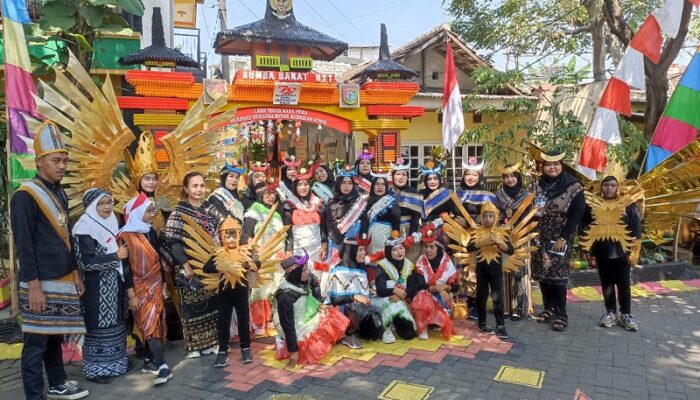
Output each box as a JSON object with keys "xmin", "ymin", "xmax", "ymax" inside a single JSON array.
[
  {"xmin": 119, "ymin": 7, "xmax": 200, "ymax": 69},
  {"xmin": 214, "ymin": 1, "xmax": 347, "ymax": 61}
]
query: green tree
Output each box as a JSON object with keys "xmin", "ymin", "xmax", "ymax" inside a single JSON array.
[
  {"xmin": 35, "ymin": 0, "xmax": 144, "ymax": 67},
  {"xmin": 448, "ymin": 0, "xmax": 697, "ymax": 165}
]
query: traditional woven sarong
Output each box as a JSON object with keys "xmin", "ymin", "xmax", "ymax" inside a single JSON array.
[
  {"xmin": 177, "ymin": 286, "xmax": 218, "ymax": 352},
  {"xmin": 19, "ymin": 274, "xmax": 85, "ymax": 335},
  {"xmin": 82, "ymin": 324, "xmax": 128, "ymax": 378}
]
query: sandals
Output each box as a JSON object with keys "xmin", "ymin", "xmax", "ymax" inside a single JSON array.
[
  {"xmin": 553, "ymin": 316, "xmax": 568, "ymax": 331},
  {"xmin": 535, "ymin": 310, "xmax": 554, "ymax": 323}
]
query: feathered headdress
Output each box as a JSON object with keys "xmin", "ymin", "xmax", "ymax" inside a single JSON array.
[
  {"xmin": 497, "ymin": 162, "xmax": 521, "ymax": 175},
  {"xmin": 294, "ymin": 167, "xmax": 313, "ymax": 181},
  {"xmin": 249, "ymin": 161, "xmax": 269, "ymax": 173},
  {"xmin": 480, "ymin": 200, "xmax": 501, "ymax": 221},
  {"xmin": 384, "ymin": 230, "xmax": 406, "ymax": 247},
  {"xmin": 344, "ymin": 233, "xmax": 372, "ymax": 247},
  {"xmin": 283, "ymin": 155, "xmax": 302, "ymax": 169},
  {"xmin": 390, "ymin": 157, "xmax": 411, "ymax": 172},
  {"xmin": 357, "ymin": 148, "xmax": 374, "ymax": 161},
  {"xmin": 280, "ymin": 250, "xmax": 309, "ymax": 273},
  {"xmin": 126, "ymin": 131, "xmax": 158, "ymax": 183},
  {"xmin": 419, "ymin": 160, "xmax": 444, "ymax": 176},
  {"xmin": 336, "ymin": 164, "xmax": 357, "ymax": 178},
  {"xmin": 221, "ymin": 159, "xmax": 246, "ymax": 175},
  {"xmin": 462, "ymin": 156, "xmax": 484, "ymax": 172}
]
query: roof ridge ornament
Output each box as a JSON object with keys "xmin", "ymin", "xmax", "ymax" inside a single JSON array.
[{"xmin": 269, "ymin": 0, "xmax": 293, "ymax": 20}]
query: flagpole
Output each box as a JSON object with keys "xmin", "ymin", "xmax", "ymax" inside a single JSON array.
[{"xmin": 451, "ymin": 151, "xmax": 457, "ymax": 190}]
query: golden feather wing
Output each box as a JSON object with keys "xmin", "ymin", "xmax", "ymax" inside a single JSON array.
[
  {"xmin": 502, "ymin": 194, "xmax": 539, "ymax": 273},
  {"xmin": 638, "ymin": 138, "xmax": 700, "ymax": 243},
  {"xmin": 251, "ymin": 225, "xmax": 291, "ymax": 288},
  {"xmin": 32, "ymin": 50, "xmax": 135, "ymax": 214},
  {"xmin": 441, "ymin": 214, "xmax": 473, "ymax": 268}
]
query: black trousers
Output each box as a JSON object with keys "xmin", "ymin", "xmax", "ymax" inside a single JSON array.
[
  {"xmin": 145, "ymin": 338, "xmax": 166, "ymax": 367},
  {"xmin": 476, "ymin": 262, "xmax": 505, "ymax": 327},
  {"xmin": 22, "ymin": 333, "xmax": 67, "ymax": 400},
  {"xmin": 540, "ymin": 281, "xmax": 568, "ymax": 319},
  {"xmin": 597, "ymin": 257, "xmax": 631, "ymax": 314},
  {"xmin": 217, "ymin": 283, "xmax": 251, "ymax": 352}
]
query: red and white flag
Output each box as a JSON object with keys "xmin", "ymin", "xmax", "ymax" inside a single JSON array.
[{"xmin": 442, "ymin": 40, "xmax": 464, "ymax": 153}]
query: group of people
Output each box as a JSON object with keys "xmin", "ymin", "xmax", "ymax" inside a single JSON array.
[{"xmin": 13, "ymin": 125, "xmax": 642, "ymax": 400}]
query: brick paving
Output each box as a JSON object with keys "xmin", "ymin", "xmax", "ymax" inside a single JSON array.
[{"xmin": 2, "ymin": 290, "xmax": 700, "ymax": 400}]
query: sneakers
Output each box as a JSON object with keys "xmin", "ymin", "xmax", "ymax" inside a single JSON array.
[
  {"xmin": 47, "ymin": 381, "xmax": 89, "ymax": 400},
  {"xmin": 186, "ymin": 350, "xmax": 201, "ymax": 359},
  {"xmin": 418, "ymin": 330, "xmax": 429, "ymax": 340},
  {"xmin": 142, "ymin": 359, "xmax": 160, "ymax": 375},
  {"xmin": 468, "ymin": 307, "xmax": 478, "ymax": 321},
  {"xmin": 478, "ymin": 324, "xmax": 495, "ymax": 335},
  {"xmin": 153, "ymin": 367, "xmax": 173, "ymax": 386},
  {"xmin": 618, "ymin": 314, "xmax": 638, "ymax": 331},
  {"xmin": 598, "ymin": 311, "xmax": 618, "ymax": 328},
  {"xmin": 495, "ymin": 325, "xmax": 508, "ymax": 339},
  {"xmin": 341, "ymin": 335, "xmax": 362, "ymax": 349},
  {"xmin": 213, "ymin": 351, "xmax": 229, "ymax": 368},
  {"xmin": 201, "ymin": 346, "xmax": 218, "ymax": 356},
  {"xmin": 241, "ymin": 348, "xmax": 253, "ymax": 364},
  {"xmin": 382, "ymin": 328, "xmax": 396, "ymax": 344}
]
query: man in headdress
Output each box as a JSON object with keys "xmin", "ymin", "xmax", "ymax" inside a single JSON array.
[{"xmin": 11, "ymin": 121, "xmax": 90, "ymax": 400}]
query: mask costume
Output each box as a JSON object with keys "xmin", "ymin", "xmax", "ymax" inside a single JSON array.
[
  {"xmin": 531, "ymin": 151, "xmax": 585, "ymax": 331},
  {"xmin": 73, "ymin": 189, "xmax": 131, "ymax": 381},
  {"xmin": 273, "ymin": 253, "xmax": 350, "ymax": 364},
  {"xmin": 360, "ymin": 176, "xmax": 402, "ymax": 255},
  {"xmin": 408, "ymin": 224, "xmax": 459, "ymax": 339},
  {"xmin": 456, "ymin": 157, "xmax": 496, "ymax": 221}
]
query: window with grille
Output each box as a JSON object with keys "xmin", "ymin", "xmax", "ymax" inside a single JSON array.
[{"xmin": 400, "ymin": 142, "xmax": 484, "ymax": 190}]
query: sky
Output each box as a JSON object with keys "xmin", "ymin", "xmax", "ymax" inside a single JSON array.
[{"xmin": 188, "ymin": 0, "xmax": 451, "ymax": 75}]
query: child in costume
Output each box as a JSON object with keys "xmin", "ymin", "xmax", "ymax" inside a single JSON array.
[
  {"xmin": 373, "ymin": 233, "xmax": 417, "ymax": 344},
  {"xmin": 580, "ymin": 175, "xmax": 642, "ymax": 332},
  {"xmin": 467, "ymin": 201, "xmax": 513, "ymax": 339},
  {"xmin": 273, "ymin": 253, "xmax": 350, "ymax": 367},
  {"xmin": 408, "ymin": 224, "xmax": 459, "ymax": 340},
  {"xmin": 326, "ymin": 236, "xmax": 384, "ymax": 349}
]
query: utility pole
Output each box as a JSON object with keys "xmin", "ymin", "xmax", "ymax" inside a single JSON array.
[{"xmin": 218, "ymin": 0, "xmax": 229, "ymax": 80}]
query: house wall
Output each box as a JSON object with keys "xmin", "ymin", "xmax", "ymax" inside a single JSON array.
[{"xmin": 399, "ymin": 47, "xmax": 477, "ymax": 93}]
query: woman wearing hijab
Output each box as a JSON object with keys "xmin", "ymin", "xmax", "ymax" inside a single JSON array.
[
  {"xmin": 494, "ymin": 163, "xmax": 532, "ymax": 321},
  {"xmin": 208, "ymin": 161, "xmax": 246, "ymax": 223},
  {"xmin": 456, "ymin": 157, "xmax": 496, "ymax": 222},
  {"xmin": 360, "ymin": 175, "xmax": 402, "ymax": 255},
  {"xmin": 119, "ymin": 193, "xmax": 172, "ymax": 385},
  {"xmin": 273, "ymin": 253, "xmax": 349, "ymax": 367},
  {"xmin": 73, "ymin": 189, "xmax": 133, "ymax": 384},
  {"xmin": 408, "ymin": 224, "xmax": 459, "ymax": 340},
  {"xmin": 159, "ymin": 172, "xmax": 219, "ymax": 358},
  {"xmin": 282, "ymin": 168, "xmax": 327, "ymax": 264},
  {"xmin": 326, "ymin": 236, "xmax": 384, "ymax": 349},
  {"xmin": 391, "ymin": 158, "xmax": 423, "ymax": 259},
  {"xmin": 531, "ymin": 151, "xmax": 585, "ymax": 331},
  {"xmin": 354, "ymin": 149, "xmax": 374, "ymax": 195},
  {"xmin": 373, "ymin": 234, "xmax": 417, "ymax": 344},
  {"xmin": 245, "ymin": 179, "xmax": 286, "ymax": 336},
  {"xmin": 325, "ymin": 166, "xmax": 368, "ymax": 260},
  {"xmin": 281, "ymin": 155, "xmax": 301, "ymax": 192},
  {"xmin": 311, "ymin": 162, "xmax": 336, "ymax": 204},
  {"xmin": 242, "ymin": 162, "xmax": 268, "ymax": 211},
  {"xmin": 420, "ymin": 161, "xmax": 459, "ymax": 225}
]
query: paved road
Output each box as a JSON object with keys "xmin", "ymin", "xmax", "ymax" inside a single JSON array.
[{"xmin": 2, "ymin": 291, "xmax": 699, "ymax": 400}]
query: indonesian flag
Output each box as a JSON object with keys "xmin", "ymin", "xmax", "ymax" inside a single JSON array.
[{"xmin": 442, "ymin": 40, "xmax": 464, "ymax": 153}]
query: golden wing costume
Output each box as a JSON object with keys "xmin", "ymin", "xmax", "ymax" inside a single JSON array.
[
  {"xmin": 181, "ymin": 205, "xmax": 290, "ymax": 291},
  {"xmin": 29, "ymin": 50, "xmax": 135, "ymax": 214}
]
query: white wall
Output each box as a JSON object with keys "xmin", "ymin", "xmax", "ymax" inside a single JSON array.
[
  {"xmin": 400, "ymin": 47, "xmax": 476, "ymax": 93},
  {"xmin": 141, "ymin": 0, "xmax": 174, "ymax": 48}
]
